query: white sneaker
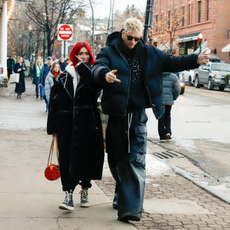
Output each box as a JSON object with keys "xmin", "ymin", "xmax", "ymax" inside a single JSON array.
[{"xmin": 160, "ymin": 139, "xmax": 166, "ymax": 143}]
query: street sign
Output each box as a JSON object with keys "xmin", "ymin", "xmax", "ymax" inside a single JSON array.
[{"xmin": 58, "ymin": 24, "xmax": 73, "ymax": 41}]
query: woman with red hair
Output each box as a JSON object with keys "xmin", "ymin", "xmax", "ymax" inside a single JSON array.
[{"xmin": 47, "ymin": 42, "xmax": 104, "ymax": 211}]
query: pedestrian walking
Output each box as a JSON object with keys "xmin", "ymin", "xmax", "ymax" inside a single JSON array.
[
  {"xmin": 32, "ymin": 56, "xmax": 43, "ymax": 99},
  {"xmin": 158, "ymin": 72, "xmax": 181, "ymax": 142},
  {"xmin": 14, "ymin": 56, "xmax": 27, "ymax": 99},
  {"xmin": 65, "ymin": 57, "xmax": 71, "ymax": 65},
  {"xmin": 7, "ymin": 56, "xmax": 15, "ymax": 80},
  {"xmin": 39, "ymin": 56, "xmax": 52, "ymax": 111},
  {"xmin": 92, "ymin": 17, "xmax": 210, "ymax": 222},
  {"xmin": 45, "ymin": 62, "xmax": 61, "ymax": 103},
  {"xmin": 59, "ymin": 57, "xmax": 67, "ymax": 71},
  {"xmin": 47, "ymin": 41, "xmax": 104, "ymax": 211}
]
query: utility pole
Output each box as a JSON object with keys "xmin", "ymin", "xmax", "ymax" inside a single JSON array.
[{"xmin": 143, "ymin": 0, "xmax": 155, "ymax": 44}]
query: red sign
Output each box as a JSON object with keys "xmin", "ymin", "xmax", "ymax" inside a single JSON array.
[{"xmin": 58, "ymin": 25, "xmax": 73, "ymax": 41}]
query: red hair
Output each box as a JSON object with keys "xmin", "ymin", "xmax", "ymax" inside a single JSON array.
[{"xmin": 69, "ymin": 42, "xmax": 95, "ymax": 68}]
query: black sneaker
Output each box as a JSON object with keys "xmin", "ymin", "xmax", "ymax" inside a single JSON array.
[
  {"xmin": 59, "ymin": 190, "xmax": 74, "ymax": 211},
  {"xmin": 79, "ymin": 188, "xmax": 90, "ymax": 207}
]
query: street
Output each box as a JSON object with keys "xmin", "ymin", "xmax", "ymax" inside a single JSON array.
[
  {"xmin": 146, "ymin": 85, "xmax": 230, "ymax": 191},
  {"xmin": 1, "ymin": 83, "xmax": 230, "ymax": 229}
]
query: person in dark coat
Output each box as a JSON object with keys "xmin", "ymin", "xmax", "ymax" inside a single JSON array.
[
  {"xmin": 32, "ymin": 56, "xmax": 43, "ymax": 99},
  {"xmin": 158, "ymin": 72, "xmax": 181, "ymax": 142},
  {"xmin": 59, "ymin": 57, "xmax": 67, "ymax": 71},
  {"xmin": 14, "ymin": 56, "xmax": 27, "ymax": 99},
  {"xmin": 7, "ymin": 56, "xmax": 15, "ymax": 80},
  {"xmin": 47, "ymin": 41, "xmax": 104, "ymax": 211},
  {"xmin": 92, "ymin": 17, "xmax": 210, "ymax": 222},
  {"xmin": 39, "ymin": 56, "xmax": 52, "ymax": 111}
]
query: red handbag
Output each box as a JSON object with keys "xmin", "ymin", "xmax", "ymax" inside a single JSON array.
[{"xmin": 44, "ymin": 136, "xmax": 60, "ymax": 181}]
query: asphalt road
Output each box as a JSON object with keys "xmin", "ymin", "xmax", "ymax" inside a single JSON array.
[{"xmin": 146, "ymin": 84, "xmax": 230, "ymax": 182}]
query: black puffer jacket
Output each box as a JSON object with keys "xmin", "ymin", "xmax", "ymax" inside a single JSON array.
[{"xmin": 92, "ymin": 30, "xmax": 199, "ymax": 119}]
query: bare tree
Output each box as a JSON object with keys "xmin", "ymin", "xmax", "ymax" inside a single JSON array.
[
  {"xmin": 26, "ymin": 0, "xmax": 88, "ymax": 56},
  {"xmin": 89, "ymin": 0, "xmax": 95, "ymax": 56}
]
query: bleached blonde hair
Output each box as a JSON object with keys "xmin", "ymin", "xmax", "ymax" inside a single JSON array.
[{"xmin": 124, "ymin": 18, "xmax": 144, "ymax": 35}]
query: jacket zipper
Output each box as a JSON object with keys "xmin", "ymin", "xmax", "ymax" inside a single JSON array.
[{"xmin": 115, "ymin": 45, "xmax": 131, "ymax": 116}]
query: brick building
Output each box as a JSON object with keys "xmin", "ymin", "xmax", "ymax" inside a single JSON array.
[{"xmin": 152, "ymin": 0, "xmax": 230, "ymax": 63}]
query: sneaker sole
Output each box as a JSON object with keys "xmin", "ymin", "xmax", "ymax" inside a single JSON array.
[
  {"xmin": 59, "ymin": 204, "xmax": 74, "ymax": 211},
  {"xmin": 80, "ymin": 203, "xmax": 90, "ymax": 208}
]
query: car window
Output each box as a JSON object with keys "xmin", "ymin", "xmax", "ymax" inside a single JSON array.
[{"xmin": 211, "ymin": 64, "xmax": 230, "ymax": 72}]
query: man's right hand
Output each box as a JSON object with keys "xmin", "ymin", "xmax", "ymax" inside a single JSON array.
[
  {"xmin": 105, "ymin": 70, "xmax": 121, "ymax": 83},
  {"xmin": 38, "ymin": 84, "xmax": 41, "ymax": 88}
]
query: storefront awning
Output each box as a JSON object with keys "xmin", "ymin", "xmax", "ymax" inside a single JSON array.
[
  {"xmin": 222, "ymin": 43, "xmax": 230, "ymax": 52},
  {"xmin": 176, "ymin": 32, "xmax": 201, "ymax": 43}
]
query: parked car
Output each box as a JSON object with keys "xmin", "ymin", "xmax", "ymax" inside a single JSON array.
[
  {"xmin": 175, "ymin": 72, "xmax": 185, "ymax": 95},
  {"xmin": 182, "ymin": 69, "xmax": 195, "ymax": 86},
  {"xmin": 0, "ymin": 64, "xmax": 4, "ymax": 88},
  {"xmin": 194, "ymin": 62, "xmax": 230, "ymax": 91}
]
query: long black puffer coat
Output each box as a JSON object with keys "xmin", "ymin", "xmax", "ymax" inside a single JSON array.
[
  {"xmin": 92, "ymin": 30, "xmax": 199, "ymax": 119},
  {"xmin": 47, "ymin": 63, "xmax": 104, "ymax": 185}
]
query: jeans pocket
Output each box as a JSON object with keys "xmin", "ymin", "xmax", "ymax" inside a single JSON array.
[{"xmin": 136, "ymin": 150, "xmax": 146, "ymax": 167}]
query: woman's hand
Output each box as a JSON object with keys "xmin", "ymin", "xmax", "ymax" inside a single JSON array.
[
  {"xmin": 22, "ymin": 67, "xmax": 26, "ymax": 70},
  {"xmin": 18, "ymin": 68, "xmax": 21, "ymax": 71}
]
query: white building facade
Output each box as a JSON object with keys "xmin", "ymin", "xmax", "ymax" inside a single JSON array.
[{"xmin": 0, "ymin": 0, "xmax": 8, "ymax": 78}]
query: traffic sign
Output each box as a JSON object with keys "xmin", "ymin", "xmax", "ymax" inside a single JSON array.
[{"xmin": 58, "ymin": 24, "xmax": 73, "ymax": 41}]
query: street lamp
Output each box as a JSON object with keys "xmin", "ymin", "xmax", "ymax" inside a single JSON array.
[{"xmin": 198, "ymin": 33, "xmax": 203, "ymax": 54}]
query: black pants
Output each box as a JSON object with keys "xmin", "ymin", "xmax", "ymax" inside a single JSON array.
[
  {"xmin": 106, "ymin": 108, "xmax": 148, "ymax": 220},
  {"xmin": 7, "ymin": 69, "xmax": 12, "ymax": 79},
  {"xmin": 63, "ymin": 180, "xmax": 92, "ymax": 192},
  {"xmin": 158, "ymin": 105, "xmax": 172, "ymax": 140}
]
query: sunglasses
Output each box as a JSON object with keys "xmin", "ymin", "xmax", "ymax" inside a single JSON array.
[{"xmin": 125, "ymin": 33, "xmax": 141, "ymax": 42}]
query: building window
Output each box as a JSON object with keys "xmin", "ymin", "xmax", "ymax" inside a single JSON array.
[
  {"xmin": 168, "ymin": 11, "xmax": 171, "ymax": 29},
  {"xmin": 156, "ymin": 15, "xmax": 158, "ymax": 32},
  {"xmin": 188, "ymin": 4, "xmax": 191, "ymax": 25},
  {"xmin": 198, "ymin": 1, "xmax": 201, "ymax": 23},
  {"xmin": 207, "ymin": 0, "xmax": 209, "ymax": 21},
  {"xmin": 182, "ymin": 7, "xmax": 185, "ymax": 26}
]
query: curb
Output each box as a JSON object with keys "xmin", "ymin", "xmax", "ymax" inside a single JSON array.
[{"xmin": 162, "ymin": 159, "xmax": 230, "ymax": 204}]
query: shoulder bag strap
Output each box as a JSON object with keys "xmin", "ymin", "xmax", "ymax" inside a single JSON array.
[{"xmin": 47, "ymin": 137, "xmax": 55, "ymax": 166}]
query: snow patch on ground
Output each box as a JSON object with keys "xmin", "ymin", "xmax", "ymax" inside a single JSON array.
[
  {"xmin": 103, "ymin": 151, "xmax": 172, "ymax": 177},
  {"xmin": 176, "ymin": 139, "xmax": 200, "ymax": 153}
]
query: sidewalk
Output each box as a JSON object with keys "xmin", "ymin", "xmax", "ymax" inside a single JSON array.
[
  {"xmin": 0, "ymin": 128, "xmax": 230, "ymax": 230},
  {"xmin": 0, "ymin": 94, "xmax": 230, "ymax": 229}
]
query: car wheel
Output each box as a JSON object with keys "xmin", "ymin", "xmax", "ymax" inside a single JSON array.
[
  {"xmin": 194, "ymin": 77, "xmax": 200, "ymax": 88},
  {"xmin": 219, "ymin": 86, "xmax": 225, "ymax": 91},
  {"xmin": 180, "ymin": 86, "xmax": 185, "ymax": 95},
  {"xmin": 188, "ymin": 76, "xmax": 193, "ymax": 86},
  {"xmin": 208, "ymin": 78, "xmax": 214, "ymax": 90}
]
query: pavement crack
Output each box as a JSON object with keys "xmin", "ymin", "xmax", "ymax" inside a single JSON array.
[{"xmin": 56, "ymin": 216, "xmax": 63, "ymax": 230}]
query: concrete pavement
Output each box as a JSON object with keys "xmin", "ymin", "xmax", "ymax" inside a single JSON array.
[{"xmin": 1, "ymin": 82, "xmax": 230, "ymax": 229}]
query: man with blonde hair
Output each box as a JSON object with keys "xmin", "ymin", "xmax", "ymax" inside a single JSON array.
[{"xmin": 92, "ymin": 17, "xmax": 209, "ymax": 222}]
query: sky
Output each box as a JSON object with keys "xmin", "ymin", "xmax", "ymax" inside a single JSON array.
[{"xmin": 86, "ymin": 0, "xmax": 146, "ymax": 19}]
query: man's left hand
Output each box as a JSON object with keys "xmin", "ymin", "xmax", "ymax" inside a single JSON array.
[{"xmin": 197, "ymin": 50, "xmax": 210, "ymax": 65}]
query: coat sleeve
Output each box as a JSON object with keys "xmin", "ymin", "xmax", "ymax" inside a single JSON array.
[
  {"xmin": 92, "ymin": 47, "xmax": 111, "ymax": 83},
  {"xmin": 171, "ymin": 73, "xmax": 181, "ymax": 100},
  {"xmin": 45, "ymin": 75, "xmax": 51, "ymax": 103},
  {"xmin": 77, "ymin": 62, "xmax": 102, "ymax": 92},
  {"xmin": 47, "ymin": 81, "xmax": 58, "ymax": 134},
  {"xmin": 151, "ymin": 46, "xmax": 200, "ymax": 73}
]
